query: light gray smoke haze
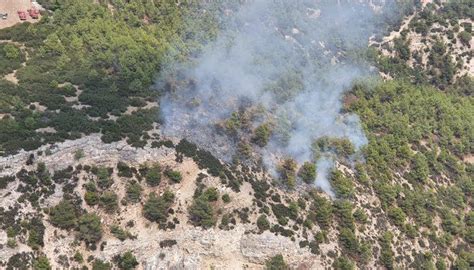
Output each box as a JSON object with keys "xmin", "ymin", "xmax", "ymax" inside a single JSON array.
[
  {"xmin": 315, "ymin": 156, "xmax": 336, "ymax": 197},
  {"xmin": 159, "ymin": 0, "xmax": 396, "ymax": 195}
]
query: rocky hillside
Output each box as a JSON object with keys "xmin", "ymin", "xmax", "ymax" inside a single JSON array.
[
  {"xmin": 1, "ymin": 134, "xmax": 319, "ymax": 269},
  {"xmin": 0, "ymin": 1, "xmax": 473, "ymax": 270},
  {"xmin": 371, "ymin": 0, "xmax": 473, "ymax": 88}
]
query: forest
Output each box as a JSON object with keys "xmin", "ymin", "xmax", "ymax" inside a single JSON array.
[
  {"xmin": 0, "ymin": 0, "xmax": 472, "ymax": 269},
  {"xmin": 0, "ymin": 0, "xmax": 218, "ymax": 155}
]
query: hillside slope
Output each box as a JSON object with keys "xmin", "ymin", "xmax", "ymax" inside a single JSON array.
[{"xmin": 0, "ymin": 1, "xmax": 472, "ymax": 269}]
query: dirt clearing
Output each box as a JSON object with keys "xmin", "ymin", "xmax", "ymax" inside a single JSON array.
[{"xmin": 0, "ymin": 0, "xmax": 42, "ymax": 30}]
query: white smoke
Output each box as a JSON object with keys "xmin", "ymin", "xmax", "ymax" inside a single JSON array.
[
  {"xmin": 315, "ymin": 156, "xmax": 336, "ymax": 197},
  {"xmin": 158, "ymin": 0, "xmax": 398, "ymax": 195}
]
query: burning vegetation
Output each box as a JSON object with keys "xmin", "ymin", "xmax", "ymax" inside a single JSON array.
[{"xmin": 0, "ymin": 0, "xmax": 472, "ymax": 269}]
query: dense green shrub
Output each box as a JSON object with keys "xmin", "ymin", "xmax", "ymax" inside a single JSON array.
[
  {"xmin": 201, "ymin": 187, "xmax": 219, "ymax": 202},
  {"xmin": 175, "ymin": 139, "xmax": 197, "ymax": 157},
  {"xmin": 49, "ymin": 200, "xmax": 79, "ymax": 230},
  {"xmin": 85, "ymin": 191, "xmax": 99, "ymax": 206},
  {"xmin": 436, "ymin": 259, "xmax": 447, "ymax": 270},
  {"xmin": 0, "ymin": 44, "xmax": 25, "ymax": 76},
  {"xmin": 309, "ymin": 194, "xmax": 333, "ymax": 229},
  {"xmin": 338, "ymin": 228, "xmax": 359, "ymax": 254},
  {"xmin": 271, "ymin": 203, "xmax": 297, "ymax": 222},
  {"xmin": 92, "ymin": 260, "xmax": 112, "ymax": 270},
  {"xmin": 32, "ymin": 255, "xmax": 51, "ymax": 270},
  {"xmin": 334, "ymin": 200, "xmax": 355, "ymax": 231},
  {"xmin": 222, "ymin": 193, "xmax": 231, "ymax": 203},
  {"xmin": 257, "ymin": 215, "xmax": 271, "ymax": 231},
  {"xmin": 353, "ymin": 208, "xmax": 368, "ymax": 224},
  {"xmin": 6, "ymin": 252, "xmax": 34, "ymax": 269},
  {"xmin": 0, "ymin": 175, "xmax": 15, "ymax": 189},
  {"xmin": 332, "ymin": 256, "xmax": 355, "ymax": 270},
  {"xmin": 407, "ymin": 153, "xmax": 429, "ymax": 184},
  {"xmin": 74, "ymin": 149, "xmax": 85, "ymax": 160},
  {"xmin": 465, "ymin": 211, "xmax": 474, "ymax": 244},
  {"xmin": 330, "ymin": 170, "xmax": 354, "ymax": 199},
  {"xmin": 251, "ymin": 180, "xmax": 270, "ymax": 201},
  {"xmin": 126, "ymin": 181, "xmax": 142, "ymax": 203},
  {"xmin": 176, "ymin": 139, "xmax": 230, "ymax": 181},
  {"xmin": 387, "ymin": 207, "xmax": 406, "ymax": 227},
  {"xmin": 277, "ymin": 158, "xmax": 297, "ymax": 189},
  {"xmin": 115, "ymin": 251, "xmax": 138, "ymax": 270},
  {"xmin": 189, "ymin": 194, "xmax": 215, "ymax": 229},
  {"xmin": 159, "ymin": 239, "xmax": 178, "ymax": 248},
  {"xmin": 458, "ymin": 31, "xmax": 472, "ymax": 46},
  {"xmin": 73, "ymin": 251, "xmax": 83, "ymax": 263},
  {"xmin": 7, "ymin": 238, "xmax": 17, "ymax": 248},
  {"xmin": 438, "ymin": 186, "xmax": 465, "ymax": 209},
  {"xmin": 194, "ymin": 149, "xmax": 225, "ymax": 177},
  {"xmin": 410, "ymin": 252, "xmax": 436, "ymax": 270},
  {"xmin": 99, "ymin": 191, "xmax": 119, "ymax": 213},
  {"xmin": 298, "ymin": 162, "xmax": 316, "ymax": 184},
  {"xmin": 252, "ymin": 123, "xmax": 272, "ymax": 147},
  {"xmin": 77, "ymin": 213, "xmax": 102, "ymax": 245},
  {"xmin": 265, "ymin": 254, "xmax": 288, "ymax": 270},
  {"xmin": 96, "ymin": 167, "xmax": 113, "ymax": 190},
  {"xmin": 312, "ymin": 137, "xmax": 355, "ymax": 158},
  {"xmin": 440, "ymin": 209, "xmax": 461, "ymax": 235},
  {"xmin": 145, "ymin": 164, "xmax": 161, "ymax": 187},
  {"xmin": 117, "ymin": 162, "xmax": 134, "ymax": 178},
  {"xmin": 26, "ymin": 217, "xmax": 46, "ymax": 249},
  {"xmin": 453, "ymin": 250, "xmax": 474, "ymax": 269},
  {"xmin": 143, "ymin": 191, "xmax": 174, "ymax": 224},
  {"xmin": 379, "ymin": 232, "xmax": 394, "ymax": 270},
  {"xmin": 394, "ymin": 37, "xmax": 410, "ymax": 60},
  {"xmin": 110, "ymin": 225, "xmax": 133, "ymax": 241},
  {"xmin": 165, "ymin": 170, "xmax": 182, "ymax": 183}
]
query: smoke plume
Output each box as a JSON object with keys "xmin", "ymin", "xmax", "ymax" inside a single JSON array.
[{"xmin": 158, "ymin": 0, "xmax": 396, "ymax": 195}]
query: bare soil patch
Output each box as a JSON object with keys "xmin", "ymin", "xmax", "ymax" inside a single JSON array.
[{"xmin": 0, "ymin": 0, "xmax": 42, "ymax": 30}]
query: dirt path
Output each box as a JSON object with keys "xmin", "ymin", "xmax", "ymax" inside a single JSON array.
[{"xmin": 0, "ymin": 0, "xmax": 42, "ymax": 30}]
